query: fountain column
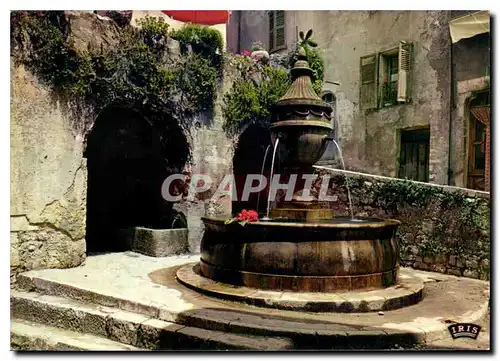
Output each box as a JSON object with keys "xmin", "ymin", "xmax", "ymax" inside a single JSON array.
[{"xmin": 268, "ymin": 47, "xmax": 334, "ymax": 221}]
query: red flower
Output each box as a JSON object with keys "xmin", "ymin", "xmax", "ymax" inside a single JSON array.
[
  {"xmin": 226, "ymin": 209, "xmax": 259, "ymax": 225},
  {"xmin": 240, "ymin": 50, "xmax": 251, "ymax": 57},
  {"xmin": 236, "ymin": 209, "xmax": 258, "ymax": 222}
]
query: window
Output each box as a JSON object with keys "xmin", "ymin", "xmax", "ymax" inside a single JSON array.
[
  {"xmin": 359, "ymin": 41, "xmax": 412, "ymax": 110},
  {"xmin": 268, "ymin": 11, "xmax": 285, "ymax": 52},
  {"xmin": 398, "ymin": 128, "xmax": 430, "ymax": 182},
  {"xmin": 380, "ymin": 52, "xmax": 399, "ymax": 106}
]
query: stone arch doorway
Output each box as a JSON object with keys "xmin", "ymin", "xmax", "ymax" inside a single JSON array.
[
  {"xmin": 232, "ymin": 124, "xmax": 271, "ymax": 216},
  {"xmin": 84, "ymin": 104, "xmax": 190, "ymax": 253}
]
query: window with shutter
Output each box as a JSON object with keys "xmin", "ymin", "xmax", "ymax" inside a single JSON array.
[
  {"xmin": 397, "ymin": 41, "xmax": 411, "ymax": 102},
  {"xmin": 361, "ymin": 41, "xmax": 412, "ymax": 110},
  {"xmin": 268, "ymin": 10, "xmax": 286, "ymax": 52},
  {"xmin": 275, "ymin": 11, "xmax": 285, "ymax": 48},
  {"xmin": 359, "ymin": 54, "xmax": 378, "ymax": 110}
]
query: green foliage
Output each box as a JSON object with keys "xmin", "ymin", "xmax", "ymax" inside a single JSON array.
[
  {"xmin": 222, "ymin": 28, "xmax": 326, "ymax": 136},
  {"xmin": 287, "ymin": 29, "xmax": 325, "ymax": 95},
  {"xmin": 251, "ymin": 41, "xmax": 265, "ymax": 51},
  {"xmin": 223, "ymin": 65, "xmax": 290, "ymax": 135},
  {"xmin": 135, "ymin": 15, "xmax": 170, "ymax": 55},
  {"xmin": 176, "ymin": 53, "xmax": 218, "ymax": 113},
  {"xmin": 170, "ymin": 23, "xmax": 223, "ymax": 69},
  {"xmin": 11, "ymin": 11, "xmax": 220, "ymax": 124},
  {"xmin": 11, "ymin": 12, "xmax": 95, "ymax": 96}
]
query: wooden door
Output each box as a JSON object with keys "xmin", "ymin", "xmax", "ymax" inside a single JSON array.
[{"xmin": 398, "ymin": 128, "xmax": 430, "ymax": 182}]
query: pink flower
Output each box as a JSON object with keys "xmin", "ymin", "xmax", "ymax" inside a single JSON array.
[{"xmin": 240, "ymin": 50, "xmax": 251, "ymax": 57}]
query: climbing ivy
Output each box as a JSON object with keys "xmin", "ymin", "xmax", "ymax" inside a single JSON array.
[
  {"xmin": 222, "ymin": 29, "xmax": 326, "ymax": 136},
  {"xmin": 222, "ymin": 63, "xmax": 290, "ymax": 135},
  {"xmin": 170, "ymin": 23, "xmax": 224, "ymax": 70},
  {"xmin": 10, "ymin": 11, "xmax": 221, "ymax": 127}
]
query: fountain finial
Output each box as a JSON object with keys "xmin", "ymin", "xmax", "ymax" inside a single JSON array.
[{"xmin": 297, "ymin": 46, "xmax": 307, "ymax": 60}]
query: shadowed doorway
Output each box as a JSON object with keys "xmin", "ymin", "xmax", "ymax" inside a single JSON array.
[
  {"xmin": 84, "ymin": 105, "xmax": 189, "ymax": 253},
  {"xmin": 232, "ymin": 124, "xmax": 271, "ymax": 216}
]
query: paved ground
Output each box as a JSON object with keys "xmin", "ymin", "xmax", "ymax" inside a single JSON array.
[{"xmin": 15, "ymin": 252, "xmax": 490, "ymax": 350}]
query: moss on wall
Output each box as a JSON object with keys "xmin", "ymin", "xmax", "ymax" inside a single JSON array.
[
  {"xmin": 316, "ymin": 169, "xmax": 490, "ymax": 280},
  {"xmin": 10, "ymin": 11, "xmax": 224, "ymax": 131}
]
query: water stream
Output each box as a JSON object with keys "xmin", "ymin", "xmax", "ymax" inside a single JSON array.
[
  {"xmin": 330, "ymin": 139, "xmax": 355, "ymax": 220},
  {"xmin": 256, "ymin": 144, "xmax": 271, "ymax": 215},
  {"xmin": 263, "ymin": 138, "xmax": 280, "ymax": 220}
]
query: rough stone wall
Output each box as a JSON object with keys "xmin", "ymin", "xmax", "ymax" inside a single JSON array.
[
  {"xmin": 230, "ymin": 10, "xmax": 454, "ymax": 185},
  {"xmin": 314, "ymin": 167, "xmax": 490, "ymax": 280},
  {"xmin": 10, "ymin": 63, "xmax": 88, "ymax": 283},
  {"xmin": 177, "ymin": 64, "xmax": 238, "ymax": 253},
  {"xmin": 10, "ymin": 11, "xmax": 234, "ymax": 281}
]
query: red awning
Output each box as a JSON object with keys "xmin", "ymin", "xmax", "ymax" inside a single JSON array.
[{"xmin": 161, "ymin": 11, "xmax": 230, "ymax": 25}]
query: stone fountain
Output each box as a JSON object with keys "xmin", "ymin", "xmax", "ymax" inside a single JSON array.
[{"xmin": 177, "ymin": 46, "xmax": 423, "ymax": 312}]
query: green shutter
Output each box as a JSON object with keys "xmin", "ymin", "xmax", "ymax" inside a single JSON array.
[
  {"xmin": 268, "ymin": 11, "xmax": 275, "ymax": 50},
  {"xmin": 360, "ymin": 53, "xmax": 378, "ymax": 110},
  {"xmin": 275, "ymin": 11, "xmax": 285, "ymax": 47}
]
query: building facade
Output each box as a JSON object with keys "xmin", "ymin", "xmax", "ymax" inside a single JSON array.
[{"xmin": 227, "ymin": 10, "xmax": 490, "ymax": 190}]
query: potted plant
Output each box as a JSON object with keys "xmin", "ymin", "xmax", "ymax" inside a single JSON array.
[
  {"xmin": 381, "ymin": 80, "xmax": 397, "ymax": 107},
  {"xmin": 250, "ymin": 41, "xmax": 269, "ymax": 63}
]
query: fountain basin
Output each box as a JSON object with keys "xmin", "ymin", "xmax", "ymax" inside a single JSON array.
[{"xmin": 199, "ymin": 216, "xmax": 401, "ymax": 292}]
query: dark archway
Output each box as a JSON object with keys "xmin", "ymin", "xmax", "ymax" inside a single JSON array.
[
  {"xmin": 232, "ymin": 124, "xmax": 271, "ymax": 216},
  {"xmin": 84, "ymin": 104, "xmax": 190, "ymax": 253}
]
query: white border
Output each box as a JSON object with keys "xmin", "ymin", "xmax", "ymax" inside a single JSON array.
[{"xmin": 3, "ymin": 3, "xmax": 498, "ymax": 361}]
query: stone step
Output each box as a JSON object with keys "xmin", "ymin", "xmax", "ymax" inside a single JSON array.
[
  {"xmin": 12, "ymin": 274, "xmax": 426, "ymax": 349},
  {"xmin": 11, "ymin": 319, "xmax": 142, "ymax": 351},
  {"xmin": 10, "ymin": 290, "xmax": 293, "ymax": 351}
]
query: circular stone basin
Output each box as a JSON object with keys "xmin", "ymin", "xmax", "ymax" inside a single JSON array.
[
  {"xmin": 199, "ymin": 216, "xmax": 401, "ymax": 292},
  {"xmin": 176, "ymin": 263, "xmax": 424, "ymax": 312}
]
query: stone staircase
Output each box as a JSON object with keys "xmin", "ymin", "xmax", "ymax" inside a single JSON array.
[
  {"xmin": 10, "ymin": 280, "xmax": 417, "ymax": 351},
  {"xmin": 11, "ymin": 255, "xmax": 490, "ymax": 351},
  {"xmin": 10, "ymin": 288, "xmax": 297, "ymax": 351}
]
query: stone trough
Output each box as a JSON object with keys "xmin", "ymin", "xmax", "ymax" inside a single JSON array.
[{"xmin": 121, "ymin": 227, "xmax": 189, "ymax": 257}]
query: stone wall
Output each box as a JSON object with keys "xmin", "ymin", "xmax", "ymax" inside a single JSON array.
[
  {"xmin": 168, "ymin": 55, "xmax": 239, "ymax": 253},
  {"xmin": 10, "ymin": 11, "xmax": 236, "ymax": 282},
  {"xmin": 314, "ymin": 166, "xmax": 490, "ymax": 280},
  {"xmin": 10, "ymin": 63, "xmax": 88, "ymax": 283}
]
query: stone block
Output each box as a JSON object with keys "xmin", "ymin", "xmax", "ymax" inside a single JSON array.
[
  {"xmin": 129, "ymin": 227, "xmax": 189, "ymax": 257},
  {"xmin": 447, "ymin": 268, "xmax": 462, "ymax": 277},
  {"xmin": 106, "ymin": 311, "xmax": 149, "ymax": 346},
  {"xmin": 449, "ymin": 255, "xmax": 457, "ymax": 266},
  {"xmin": 463, "ymin": 269, "xmax": 479, "ymax": 279},
  {"xmin": 435, "ymin": 254, "xmax": 447, "ymax": 264},
  {"xmin": 456, "ymin": 258, "xmax": 465, "ymax": 268},
  {"xmin": 466, "ymin": 259, "xmax": 478, "ymax": 269},
  {"xmin": 11, "ymin": 216, "xmax": 38, "ymax": 232},
  {"xmin": 480, "ymin": 259, "xmax": 489, "ymax": 268},
  {"xmin": 423, "ymin": 256, "xmax": 433, "ymax": 263},
  {"xmin": 430, "ymin": 264, "xmax": 446, "ymax": 274}
]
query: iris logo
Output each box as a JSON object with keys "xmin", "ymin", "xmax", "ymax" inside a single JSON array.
[{"xmin": 448, "ymin": 323, "xmax": 481, "ymax": 340}]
